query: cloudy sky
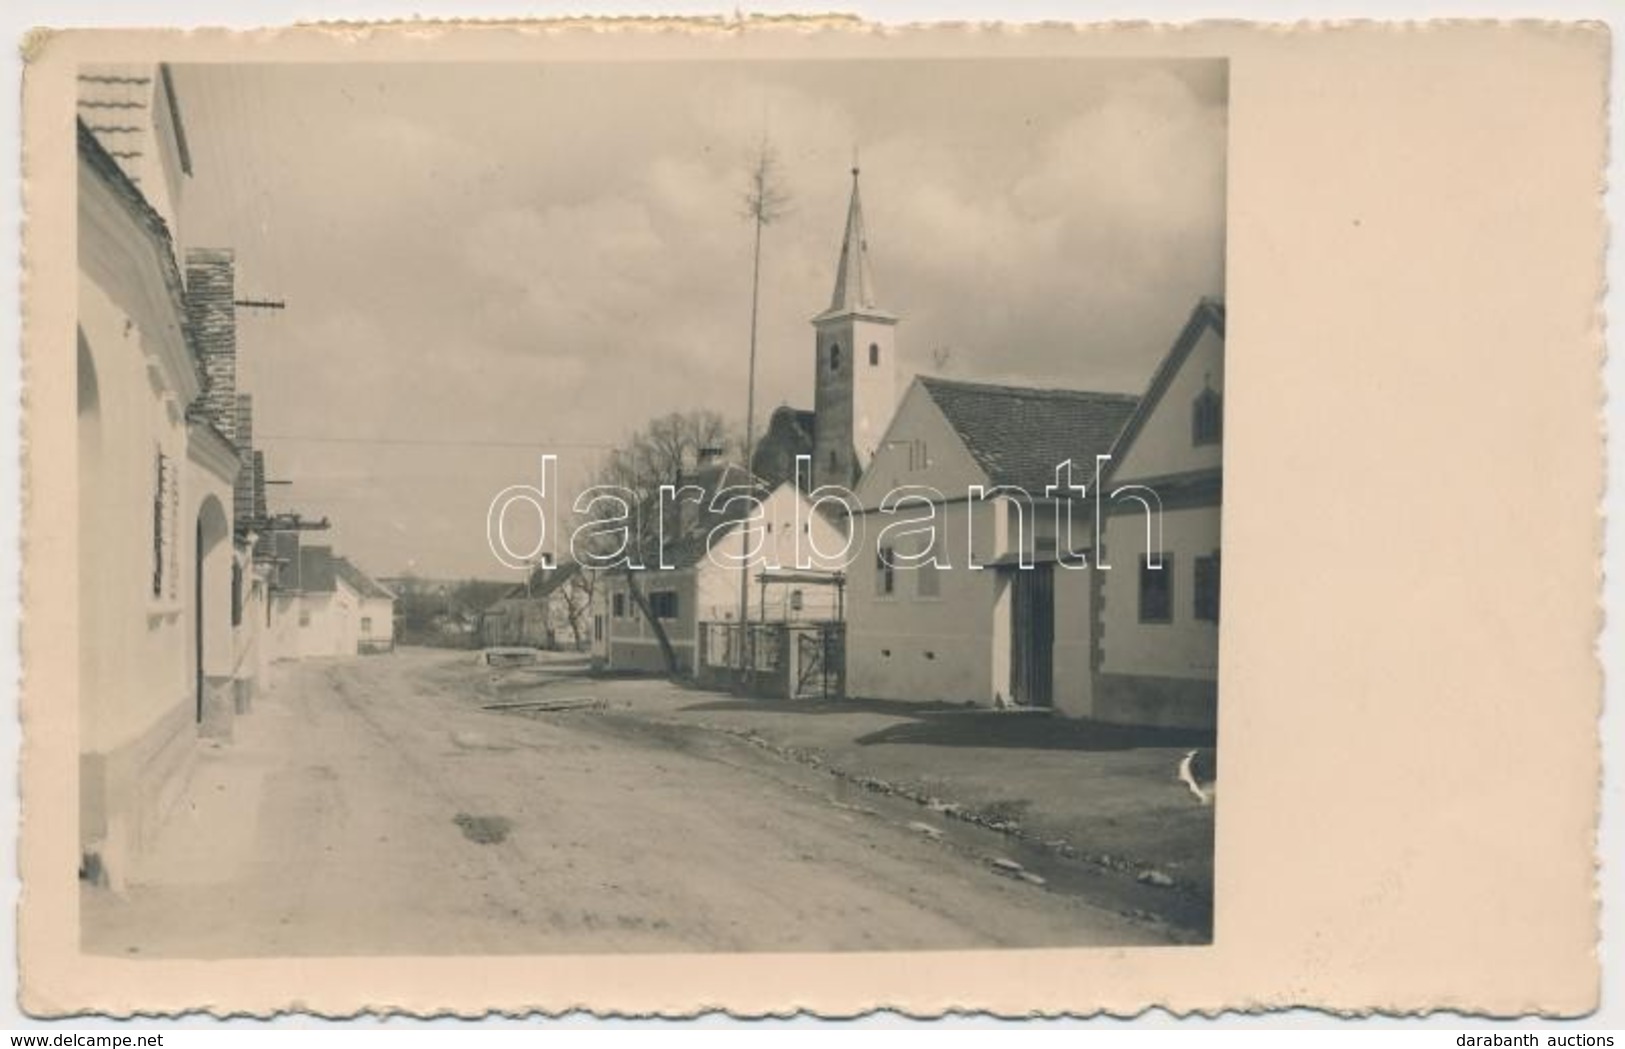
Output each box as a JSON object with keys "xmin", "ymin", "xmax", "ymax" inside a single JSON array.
[{"xmin": 171, "ymin": 59, "xmax": 1226, "ymax": 581}]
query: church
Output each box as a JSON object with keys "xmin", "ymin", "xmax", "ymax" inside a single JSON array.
[{"xmin": 751, "ymin": 166, "xmax": 899, "ymax": 494}]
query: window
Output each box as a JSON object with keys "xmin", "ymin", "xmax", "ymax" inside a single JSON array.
[
  {"xmin": 790, "ymin": 589, "xmax": 804, "ymax": 612},
  {"xmin": 612, "ymin": 592, "xmax": 626, "ymax": 619},
  {"xmin": 361, "ymin": 616, "xmax": 373, "ymax": 634},
  {"xmin": 828, "ymin": 449, "xmax": 839, "ymax": 475},
  {"xmin": 829, "ymin": 343, "xmax": 842, "ymax": 371},
  {"xmin": 231, "ymin": 561, "xmax": 244, "ymax": 626},
  {"xmin": 298, "ymin": 609, "xmax": 311, "ymax": 628},
  {"xmin": 593, "ymin": 614, "xmax": 603, "ymax": 641},
  {"xmin": 648, "ymin": 589, "xmax": 679, "ymax": 620},
  {"xmin": 876, "ymin": 545, "xmax": 895, "ymax": 596},
  {"xmin": 869, "ymin": 343, "xmax": 880, "ymax": 366},
  {"xmin": 917, "ymin": 556, "xmax": 941, "ymax": 598},
  {"xmin": 1139, "ymin": 554, "xmax": 1173, "ymax": 624},
  {"xmin": 151, "ymin": 449, "xmax": 174, "ymax": 599},
  {"xmin": 1194, "ymin": 553, "xmax": 1221, "ymax": 623},
  {"xmin": 1192, "ymin": 386, "xmax": 1223, "ymax": 445}
]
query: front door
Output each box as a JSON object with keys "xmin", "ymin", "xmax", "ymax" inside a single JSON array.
[{"xmin": 1009, "ymin": 563, "xmax": 1054, "ymax": 708}]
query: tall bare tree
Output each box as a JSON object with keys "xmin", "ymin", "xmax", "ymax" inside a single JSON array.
[
  {"xmin": 580, "ymin": 409, "xmax": 740, "ymax": 673},
  {"xmin": 558, "ymin": 565, "xmax": 595, "ymax": 651}
]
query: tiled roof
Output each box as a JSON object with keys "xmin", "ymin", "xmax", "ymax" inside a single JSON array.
[
  {"xmin": 497, "ymin": 560, "xmax": 582, "ymax": 603},
  {"xmin": 920, "ymin": 377, "xmax": 1139, "ymax": 493},
  {"xmin": 333, "ymin": 557, "xmax": 396, "ymax": 601},
  {"xmin": 298, "ymin": 545, "xmax": 338, "ymax": 594}
]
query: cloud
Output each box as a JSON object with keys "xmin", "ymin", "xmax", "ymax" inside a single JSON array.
[{"xmin": 178, "ymin": 59, "xmax": 1226, "ymax": 578}]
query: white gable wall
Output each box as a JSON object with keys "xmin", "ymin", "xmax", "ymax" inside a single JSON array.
[
  {"xmin": 1110, "ymin": 324, "xmax": 1224, "ymax": 485},
  {"xmin": 854, "ymin": 380, "xmax": 988, "ymax": 508},
  {"xmin": 1095, "ymin": 311, "xmax": 1223, "ymax": 729}
]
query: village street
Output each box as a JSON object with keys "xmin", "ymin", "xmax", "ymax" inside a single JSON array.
[{"xmin": 83, "ymin": 649, "xmax": 1186, "ymax": 957}]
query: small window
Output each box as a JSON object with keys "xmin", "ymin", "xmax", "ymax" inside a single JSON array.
[
  {"xmin": 1194, "ymin": 553, "xmax": 1221, "ymax": 623},
  {"xmin": 789, "ymin": 589, "xmax": 804, "ymax": 612},
  {"xmin": 828, "ymin": 449, "xmax": 839, "ymax": 475},
  {"xmin": 869, "ymin": 343, "xmax": 880, "ymax": 366},
  {"xmin": 917, "ymin": 556, "xmax": 941, "ymax": 598},
  {"xmin": 830, "ymin": 343, "xmax": 842, "ymax": 371},
  {"xmin": 1193, "ymin": 387, "xmax": 1222, "ymax": 446},
  {"xmin": 593, "ymin": 614, "xmax": 603, "ymax": 641},
  {"xmin": 1139, "ymin": 554, "xmax": 1173, "ymax": 624},
  {"xmin": 648, "ymin": 589, "xmax": 679, "ymax": 620},
  {"xmin": 876, "ymin": 545, "xmax": 895, "ymax": 596},
  {"xmin": 612, "ymin": 592, "xmax": 626, "ymax": 618},
  {"xmin": 231, "ymin": 561, "xmax": 244, "ymax": 626},
  {"xmin": 361, "ymin": 616, "xmax": 373, "ymax": 633},
  {"xmin": 151, "ymin": 449, "xmax": 170, "ymax": 599}
]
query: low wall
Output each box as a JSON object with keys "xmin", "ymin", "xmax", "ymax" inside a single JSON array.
[{"xmin": 1093, "ymin": 671, "xmax": 1217, "ymax": 730}]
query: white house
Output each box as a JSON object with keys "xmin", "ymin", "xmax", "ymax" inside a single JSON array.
[
  {"xmin": 597, "ymin": 475, "xmax": 848, "ymax": 675},
  {"xmin": 1094, "ymin": 298, "xmax": 1225, "ymax": 729},
  {"xmin": 77, "ymin": 65, "xmax": 254, "ymax": 886},
  {"xmin": 335, "ymin": 556, "xmax": 398, "ymax": 654},
  {"xmin": 845, "ymin": 376, "xmax": 1138, "ymax": 714}
]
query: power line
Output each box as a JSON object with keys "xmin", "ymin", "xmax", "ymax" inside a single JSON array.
[{"xmin": 256, "ymin": 433, "xmax": 616, "ymax": 450}]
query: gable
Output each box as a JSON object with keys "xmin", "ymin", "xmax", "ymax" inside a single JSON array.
[
  {"xmin": 700, "ymin": 481, "xmax": 849, "ymax": 573},
  {"xmin": 854, "ymin": 380, "xmax": 988, "ymax": 509},
  {"xmin": 1109, "ymin": 301, "xmax": 1225, "ymax": 485}
]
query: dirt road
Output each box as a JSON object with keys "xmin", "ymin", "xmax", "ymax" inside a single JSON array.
[{"xmin": 84, "ymin": 649, "xmax": 1173, "ymax": 956}]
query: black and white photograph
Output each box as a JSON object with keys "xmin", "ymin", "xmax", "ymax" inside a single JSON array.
[
  {"xmin": 12, "ymin": 7, "xmax": 1617, "ymax": 1029},
  {"xmin": 71, "ymin": 54, "xmax": 1229, "ymax": 958}
]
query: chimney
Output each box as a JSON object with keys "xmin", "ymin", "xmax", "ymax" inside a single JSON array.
[
  {"xmin": 185, "ymin": 247, "xmax": 237, "ymax": 442},
  {"xmin": 233, "ymin": 394, "xmax": 255, "ymax": 530},
  {"xmin": 252, "ymin": 450, "xmax": 268, "ymax": 522}
]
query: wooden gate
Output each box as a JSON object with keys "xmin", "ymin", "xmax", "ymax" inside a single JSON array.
[
  {"xmin": 792, "ymin": 622, "xmax": 844, "ymax": 700},
  {"xmin": 1009, "ymin": 564, "xmax": 1055, "ymax": 708}
]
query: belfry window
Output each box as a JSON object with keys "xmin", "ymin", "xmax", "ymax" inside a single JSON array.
[
  {"xmin": 1192, "ymin": 386, "xmax": 1222, "ymax": 446},
  {"xmin": 830, "ymin": 344, "xmax": 842, "ymax": 372},
  {"xmin": 869, "ymin": 343, "xmax": 880, "ymax": 366}
]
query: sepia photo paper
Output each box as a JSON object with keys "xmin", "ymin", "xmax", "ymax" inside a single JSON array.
[{"xmin": 15, "ymin": 18, "xmax": 1609, "ymax": 1018}]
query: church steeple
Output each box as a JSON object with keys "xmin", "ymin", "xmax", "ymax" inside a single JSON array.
[
  {"xmin": 810, "ymin": 163, "xmax": 899, "ymax": 490},
  {"xmin": 825, "ymin": 164, "xmax": 881, "ymax": 316}
]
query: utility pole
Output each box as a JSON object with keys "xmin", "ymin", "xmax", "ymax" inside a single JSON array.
[{"xmin": 736, "ymin": 138, "xmax": 790, "ymax": 674}]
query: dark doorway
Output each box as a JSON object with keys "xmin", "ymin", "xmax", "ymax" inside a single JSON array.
[{"xmin": 1009, "ymin": 563, "xmax": 1055, "ymax": 708}]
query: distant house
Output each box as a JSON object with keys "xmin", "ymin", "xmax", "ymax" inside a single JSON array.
[
  {"xmin": 262, "ymin": 542, "xmax": 395, "ymax": 658},
  {"xmin": 334, "ymin": 557, "xmax": 397, "ymax": 654},
  {"xmin": 596, "ymin": 468, "xmax": 847, "ymax": 675},
  {"xmin": 479, "ymin": 561, "xmax": 586, "ymax": 651},
  {"xmin": 845, "ymin": 375, "xmax": 1138, "ymax": 713},
  {"xmin": 1094, "ymin": 298, "xmax": 1224, "ymax": 729}
]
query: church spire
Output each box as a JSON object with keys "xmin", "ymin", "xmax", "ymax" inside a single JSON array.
[{"xmin": 826, "ymin": 163, "xmax": 880, "ymax": 315}]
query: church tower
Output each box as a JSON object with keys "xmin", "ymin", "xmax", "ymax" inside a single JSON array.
[{"xmin": 811, "ymin": 166, "xmax": 898, "ymax": 491}]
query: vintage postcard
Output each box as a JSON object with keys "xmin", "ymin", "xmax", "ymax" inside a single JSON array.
[{"xmin": 17, "ymin": 19, "xmax": 1607, "ymax": 1018}]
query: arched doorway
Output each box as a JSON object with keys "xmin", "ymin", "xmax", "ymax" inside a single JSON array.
[{"xmin": 194, "ymin": 495, "xmax": 231, "ymax": 726}]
